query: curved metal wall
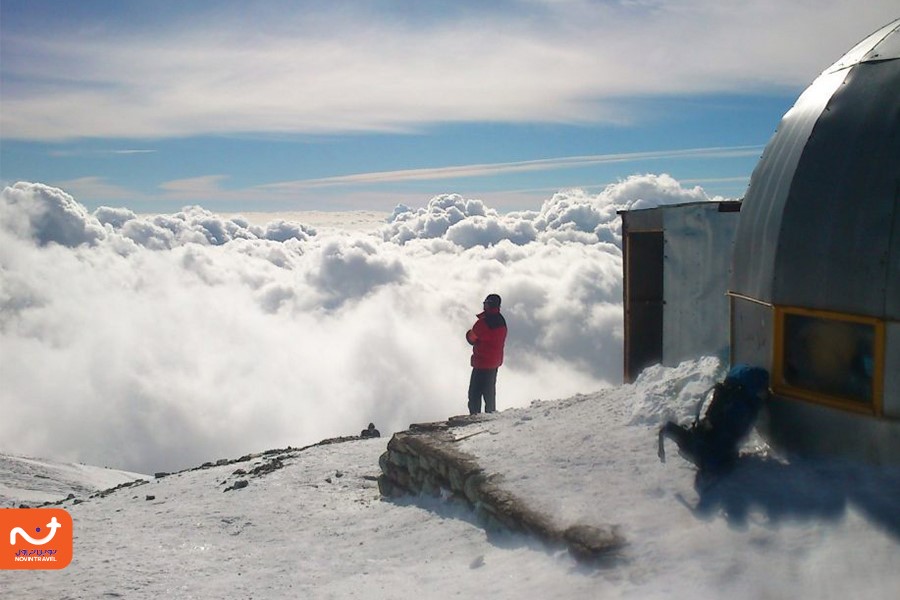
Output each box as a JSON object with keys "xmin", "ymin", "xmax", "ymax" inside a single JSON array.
[
  {"xmin": 772, "ymin": 60, "xmax": 900, "ymax": 318},
  {"xmin": 730, "ymin": 69, "xmax": 846, "ymax": 303},
  {"xmin": 728, "ymin": 20, "xmax": 900, "ymax": 463},
  {"xmin": 731, "ymin": 20, "xmax": 900, "ymax": 320}
]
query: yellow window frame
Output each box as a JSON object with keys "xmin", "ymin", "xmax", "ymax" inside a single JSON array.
[{"xmin": 773, "ymin": 306, "xmax": 885, "ymax": 416}]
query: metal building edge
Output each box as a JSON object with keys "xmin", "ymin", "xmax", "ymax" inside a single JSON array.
[{"xmin": 727, "ymin": 19, "xmax": 900, "ymax": 464}]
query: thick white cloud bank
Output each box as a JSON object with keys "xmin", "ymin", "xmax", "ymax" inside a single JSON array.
[{"xmin": 0, "ymin": 176, "xmax": 724, "ymax": 473}]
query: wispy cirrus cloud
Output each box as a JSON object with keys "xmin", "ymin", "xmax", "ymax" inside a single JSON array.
[
  {"xmin": 159, "ymin": 175, "xmax": 228, "ymax": 196},
  {"xmin": 52, "ymin": 176, "xmax": 139, "ymax": 202},
  {"xmin": 40, "ymin": 146, "xmax": 760, "ymax": 212},
  {"xmin": 110, "ymin": 149, "xmax": 156, "ymax": 155},
  {"xmin": 48, "ymin": 148, "xmax": 157, "ymax": 158},
  {"xmin": 2, "ymin": 1, "xmax": 897, "ymax": 141},
  {"xmin": 259, "ymin": 145, "xmax": 765, "ymax": 191}
]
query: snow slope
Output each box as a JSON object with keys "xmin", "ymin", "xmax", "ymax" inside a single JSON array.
[
  {"xmin": 1, "ymin": 358, "xmax": 898, "ymax": 599},
  {"xmin": 0, "ymin": 454, "xmax": 147, "ymax": 507}
]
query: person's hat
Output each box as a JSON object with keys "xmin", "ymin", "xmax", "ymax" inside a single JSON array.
[{"xmin": 483, "ymin": 294, "xmax": 501, "ymax": 308}]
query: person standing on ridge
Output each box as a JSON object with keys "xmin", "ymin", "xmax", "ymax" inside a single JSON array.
[
  {"xmin": 360, "ymin": 423, "xmax": 381, "ymax": 438},
  {"xmin": 466, "ymin": 293, "xmax": 508, "ymax": 415}
]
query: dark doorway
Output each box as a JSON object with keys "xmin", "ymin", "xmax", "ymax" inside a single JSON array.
[{"xmin": 624, "ymin": 231, "xmax": 664, "ymax": 382}]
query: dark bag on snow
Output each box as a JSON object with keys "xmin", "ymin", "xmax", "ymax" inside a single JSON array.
[{"xmin": 657, "ymin": 365, "xmax": 769, "ymax": 473}]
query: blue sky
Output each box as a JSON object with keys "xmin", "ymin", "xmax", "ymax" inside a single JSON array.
[{"xmin": 1, "ymin": 0, "xmax": 897, "ymax": 213}]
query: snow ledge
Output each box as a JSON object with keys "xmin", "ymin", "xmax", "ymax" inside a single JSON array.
[{"xmin": 378, "ymin": 416, "xmax": 625, "ymax": 565}]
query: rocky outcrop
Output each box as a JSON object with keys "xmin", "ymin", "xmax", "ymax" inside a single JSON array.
[
  {"xmin": 40, "ymin": 436, "xmax": 363, "ymax": 508},
  {"xmin": 378, "ymin": 416, "xmax": 624, "ymax": 565}
]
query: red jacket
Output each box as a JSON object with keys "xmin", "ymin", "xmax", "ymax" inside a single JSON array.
[{"xmin": 466, "ymin": 307, "xmax": 507, "ymax": 369}]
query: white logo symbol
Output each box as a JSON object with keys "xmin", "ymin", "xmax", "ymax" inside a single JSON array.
[{"xmin": 9, "ymin": 517, "xmax": 62, "ymax": 546}]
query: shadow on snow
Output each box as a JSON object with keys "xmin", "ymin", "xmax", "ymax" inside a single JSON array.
[{"xmin": 678, "ymin": 454, "xmax": 900, "ymax": 540}]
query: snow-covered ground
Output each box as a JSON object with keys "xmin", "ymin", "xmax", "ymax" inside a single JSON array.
[
  {"xmin": 0, "ymin": 455, "xmax": 146, "ymax": 508},
  {"xmin": 1, "ymin": 358, "xmax": 898, "ymax": 599}
]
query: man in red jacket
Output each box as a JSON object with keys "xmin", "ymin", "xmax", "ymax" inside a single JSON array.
[{"xmin": 466, "ymin": 293, "xmax": 508, "ymax": 414}]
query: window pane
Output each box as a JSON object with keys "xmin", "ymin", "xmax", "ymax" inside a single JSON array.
[{"xmin": 783, "ymin": 314, "xmax": 874, "ymax": 403}]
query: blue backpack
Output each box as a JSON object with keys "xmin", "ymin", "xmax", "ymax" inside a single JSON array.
[{"xmin": 658, "ymin": 365, "xmax": 770, "ymax": 474}]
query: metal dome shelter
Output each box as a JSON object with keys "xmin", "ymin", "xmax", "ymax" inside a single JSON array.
[{"xmin": 730, "ymin": 19, "xmax": 900, "ymax": 463}]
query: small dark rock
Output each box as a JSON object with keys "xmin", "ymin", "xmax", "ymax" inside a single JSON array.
[
  {"xmin": 224, "ymin": 479, "xmax": 250, "ymax": 492},
  {"xmin": 409, "ymin": 421, "xmax": 451, "ymax": 432},
  {"xmin": 563, "ymin": 524, "xmax": 624, "ymax": 564},
  {"xmin": 248, "ymin": 458, "xmax": 285, "ymax": 478}
]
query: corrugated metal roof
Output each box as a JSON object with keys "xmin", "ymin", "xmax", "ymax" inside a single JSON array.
[{"xmin": 731, "ymin": 20, "xmax": 900, "ymax": 320}]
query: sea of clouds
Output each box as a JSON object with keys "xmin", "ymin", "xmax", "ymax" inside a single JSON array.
[{"xmin": 0, "ymin": 175, "xmax": 723, "ymax": 473}]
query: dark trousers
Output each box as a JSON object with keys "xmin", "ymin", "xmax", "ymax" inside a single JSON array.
[{"xmin": 468, "ymin": 368, "xmax": 498, "ymax": 414}]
